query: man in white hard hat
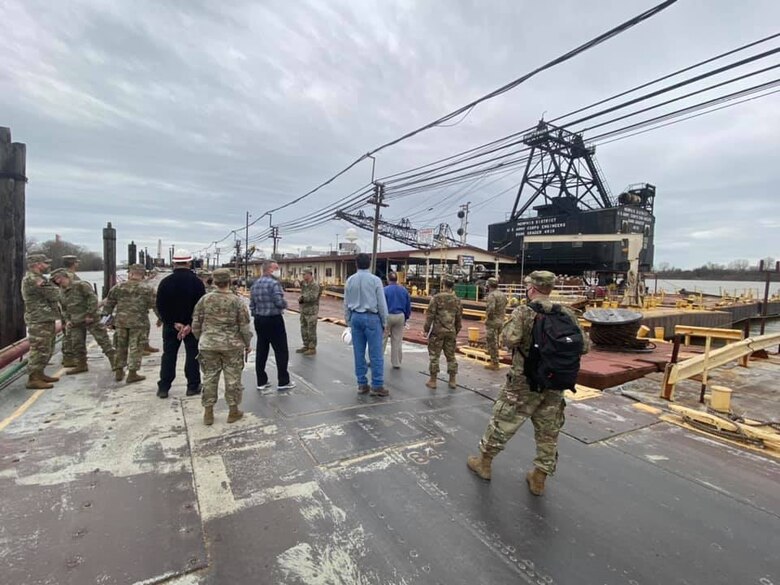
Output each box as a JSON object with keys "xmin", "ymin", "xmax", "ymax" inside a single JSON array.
[{"xmin": 155, "ymin": 248, "xmax": 206, "ymax": 399}]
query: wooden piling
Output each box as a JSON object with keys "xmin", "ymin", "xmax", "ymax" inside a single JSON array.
[
  {"xmin": 0, "ymin": 127, "xmax": 27, "ymax": 348},
  {"xmin": 102, "ymin": 222, "xmax": 116, "ymax": 299}
]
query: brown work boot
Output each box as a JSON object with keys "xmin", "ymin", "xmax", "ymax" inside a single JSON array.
[
  {"xmin": 61, "ymin": 357, "xmax": 76, "ymax": 368},
  {"xmin": 66, "ymin": 361, "xmax": 89, "ymax": 375},
  {"xmin": 357, "ymin": 384, "xmax": 370, "ymax": 395},
  {"xmin": 40, "ymin": 372, "xmax": 60, "ymax": 383},
  {"xmin": 295, "ymin": 347, "xmax": 307, "ymax": 353},
  {"xmin": 526, "ymin": 468, "xmax": 547, "ymax": 496},
  {"xmin": 144, "ymin": 345, "xmax": 159, "ymax": 353},
  {"xmin": 114, "ymin": 368, "xmax": 125, "ymax": 382},
  {"xmin": 425, "ymin": 375, "xmax": 437, "ymax": 389},
  {"xmin": 26, "ymin": 373, "xmax": 53, "ymax": 390},
  {"xmin": 484, "ymin": 362, "xmax": 500, "ymax": 371},
  {"xmin": 126, "ymin": 370, "xmax": 145, "ymax": 384},
  {"xmin": 227, "ymin": 405, "xmax": 244, "ymax": 423},
  {"xmin": 467, "ymin": 453, "xmax": 493, "ymax": 481},
  {"xmin": 203, "ymin": 406, "xmax": 214, "ymax": 426},
  {"xmin": 448, "ymin": 374, "xmax": 457, "ymax": 389},
  {"xmin": 303, "ymin": 348, "xmax": 317, "ymax": 356},
  {"xmin": 369, "ymin": 386, "xmax": 389, "ymax": 397}
]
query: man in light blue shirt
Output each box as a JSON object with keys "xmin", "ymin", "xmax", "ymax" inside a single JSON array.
[{"xmin": 344, "ymin": 253, "xmax": 388, "ymax": 396}]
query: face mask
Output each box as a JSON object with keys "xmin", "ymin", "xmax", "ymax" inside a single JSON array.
[
  {"xmin": 525, "ymin": 287, "xmax": 532, "ymax": 301},
  {"xmin": 272, "ymin": 269, "xmax": 281, "ymax": 278}
]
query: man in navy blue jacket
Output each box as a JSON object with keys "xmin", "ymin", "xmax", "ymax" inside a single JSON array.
[
  {"xmin": 155, "ymin": 249, "xmax": 205, "ymax": 398},
  {"xmin": 383, "ymin": 272, "xmax": 411, "ymax": 369}
]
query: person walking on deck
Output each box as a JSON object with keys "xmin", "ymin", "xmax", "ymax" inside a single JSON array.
[
  {"xmin": 102, "ymin": 264, "xmax": 156, "ymax": 384},
  {"xmin": 21, "ymin": 254, "xmax": 62, "ymax": 389},
  {"xmin": 424, "ymin": 277, "xmax": 462, "ymax": 390},
  {"xmin": 50, "ymin": 268, "xmax": 116, "ymax": 375},
  {"xmin": 59, "ymin": 254, "xmax": 80, "ymax": 367},
  {"xmin": 467, "ymin": 270, "xmax": 589, "ymax": 496},
  {"xmin": 296, "ymin": 268, "xmax": 321, "ymax": 356},
  {"xmin": 192, "ymin": 269, "xmax": 253, "ymax": 425},
  {"xmin": 383, "ymin": 272, "xmax": 411, "ymax": 369},
  {"xmin": 344, "ymin": 253, "xmax": 388, "ymax": 396},
  {"xmin": 484, "ymin": 277, "xmax": 508, "ymax": 370},
  {"xmin": 155, "ymin": 249, "xmax": 205, "ymax": 398},
  {"xmin": 250, "ymin": 261, "xmax": 295, "ymax": 391}
]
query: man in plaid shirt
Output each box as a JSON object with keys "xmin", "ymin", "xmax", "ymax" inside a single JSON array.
[{"xmin": 249, "ymin": 260, "xmax": 295, "ymax": 391}]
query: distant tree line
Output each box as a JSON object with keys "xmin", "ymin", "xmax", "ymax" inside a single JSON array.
[
  {"xmin": 26, "ymin": 237, "xmax": 104, "ymax": 271},
  {"xmin": 654, "ymin": 258, "xmax": 775, "ymax": 281}
]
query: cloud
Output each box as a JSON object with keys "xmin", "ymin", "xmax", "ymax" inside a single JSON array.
[{"xmin": 1, "ymin": 0, "xmax": 778, "ymax": 269}]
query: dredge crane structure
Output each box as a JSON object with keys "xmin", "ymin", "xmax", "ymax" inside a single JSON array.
[{"xmin": 335, "ymin": 210, "xmax": 460, "ymax": 249}]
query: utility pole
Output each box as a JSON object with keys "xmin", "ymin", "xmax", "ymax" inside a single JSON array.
[
  {"xmin": 102, "ymin": 222, "xmax": 116, "ymax": 299},
  {"xmin": 245, "ymin": 211, "xmax": 251, "ymax": 284},
  {"xmin": 457, "ymin": 201, "xmax": 470, "ymax": 245},
  {"xmin": 270, "ymin": 226, "xmax": 281, "ymax": 260},
  {"xmin": 368, "ymin": 182, "xmax": 387, "ymax": 274},
  {"xmin": 215, "ymin": 247, "xmax": 220, "ymax": 268},
  {"xmin": 235, "ymin": 239, "xmax": 241, "ymax": 282}
]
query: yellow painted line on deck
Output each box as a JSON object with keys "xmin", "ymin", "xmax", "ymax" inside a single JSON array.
[
  {"xmin": 0, "ymin": 367, "xmax": 64, "ymax": 432},
  {"xmin": 633, "ymin": 403, "xmax": 663, "ymax": 415}
]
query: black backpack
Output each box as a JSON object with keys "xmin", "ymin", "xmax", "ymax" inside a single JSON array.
[{"xmin": 523, "ymin": 303, "xmax": 584, "ymax": 392}]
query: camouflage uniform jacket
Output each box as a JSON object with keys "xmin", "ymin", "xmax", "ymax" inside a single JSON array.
[
  {"xmin": 102, "ymin": 280, "xmax": 156, "ymax": 328},
  {"xmin": 192, "ymin": 291, "xmax": 253, "ymax": 350},
  {"xmin": 424, "ymin": 292, "xmax": 462, "ymax": 337},
  {"xmin": 298, "ymin": 282, "xmax": 321, "ymax": 316},
  {"xmin": 61, "ymin": 281, "xmax": 100, "ymax": 324},
  {"xmin": 21, "ymin": 271, "xmax": 62, "ymax": 324},
  {"xmin": 485, "ymin": 290, "xmax": 508, "ymax": 325},
  {"xmin": 502, "ymin": 299, "xmax": 590, "ymax": 374}
]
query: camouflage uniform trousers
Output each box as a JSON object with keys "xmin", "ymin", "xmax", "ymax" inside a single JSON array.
[
  {"xmin": 485, "ymin": 320, "xmax": 503, "ymax": 364},
  {"xmin": 114, "ymin": 327, "xmax": 146, "ymax": 371},
  {"xmin": 479, "ymin": 375, "xmax": 566, "ymax": 476},
  {"xmin": 69, "ymin": 323, "xmax": 114, "ymax": 362},
  {"xmin": 198, "ymin": 349, "xmax": 244, "ymax": 408},
  {"xmin": 28, "ymin": 322, "xmax": 56, "ymax": 374},
  {"xmin": 61, "ymin": 325, "xmax": 75, "ymax": 362},
  {"xmin": 300, "ymin": 313, "xmax": 318, "ymax": 349},
  {"xmin": 428, "ymin": 333, "xmax": 458, "ymax": 376}
]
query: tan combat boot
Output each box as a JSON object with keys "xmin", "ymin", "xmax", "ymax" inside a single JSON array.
[
  {"xmin": 66, "ymin": 361, "xmax": 89, "ymax": 375},
  {"xmin": 40, "ymin": 371, "xmax": 60, "ymax": 383},
  {"xmin": 61, "ymin": 357, "xmax": 77, "ymax": 368},
  {"xmin": 448, "ymin": 373, "xmax": 457, "ymax": 389},
  {"xmin": 144, "ymin": 345, "xmax": 159, "ymax": 353},
  {"xmin": 425, "ymin": 375, "xmax": 437, "ymax": 389},
  {"xmin": 466, "ymin": 453, "xmax": 493, "ymax": 481},
  {"xmin": 114, "ymin": 368, "xmax": 125, "ymax": 382},
  {"xmin": 303, "ymin": 348, "xmax": 316, "ymax": 356},
  {"xmin": 526, "ymin": 468, "xmax": 547, "ymax": 496},
  {"xmin": 295, "ymin": 347, "xmax": 307, "ymax": 353},
  {"xmin": 484, "ymin": 362, "xmax": 500, "ymax": 371},
  {"xmin": 26, "ymin": 372, "xmax": 53, "ymax": 390},
  {"xmin": 203, "ymin": 406, "xmax": 214, "ymax": 426},
  {"xmin": 126, "ymin": 370, "xmax": 145, "ymax": 384},
  {"xmin": 227, "ymin": 405, "xmax": 244, "ymax": 424}
]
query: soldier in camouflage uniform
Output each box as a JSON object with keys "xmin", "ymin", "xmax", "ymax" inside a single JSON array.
[
  {"xmin": 59, "ymin": 255, "xmax": 80, "ymax": 367},
  {"xmin": 102, "ymin": 264, "xmax": 156, "ymax": 384},
  {"xmin": 296, "ymin": 268, "xmax": 320, "ymax": 356},
  {"xmin": 467, "ymin": 270, "xmax": 589, "ymax": 496},
  {"xmin": 197, "ymin": 269, "xmax": 217, "ymax": 293},
  {"xmin": 50, "ymin": 268, "xmax": 116, "ymax": 375},
  {"xmin": 192, "ymin": 268, "xmax": 253, "ymax": 425},
  {"xmin": 424, "ymin": 277, "xmax": 462, "ymax": 390},
  {"xmin": 484, "ymin": 277, "xmax": 508, "ymax": 370},
  {"xmin": 21, "ymin": 254, "xmax": 62, "ymax": 389},
  {"xmin": 135, "ymin": 268, "xmax": 160, "ymax": 355}
]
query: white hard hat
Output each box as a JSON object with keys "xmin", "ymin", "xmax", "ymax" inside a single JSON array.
[
  {"xmin": 341, "ymin": 327, "xmax": 352, "ymax": 346},
  {"xmin": 172, "ymin": 248, "xmax": 193, "ymax": 262}
]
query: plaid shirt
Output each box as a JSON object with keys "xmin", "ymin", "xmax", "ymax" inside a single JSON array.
[{"xmin": 249, "ymin": 276, "xmax": 287, "ymax": 317}]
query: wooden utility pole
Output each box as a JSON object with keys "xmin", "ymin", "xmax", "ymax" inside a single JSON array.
[
  {"xmin": 0, "ymin": 127, "xmax": 27, "ymax": 347},
  {"xmin": 128, "ymin": 240, "xmax": 137, "ymax": 265},
  {"xmin": 758, "ymin": 259, "xmax": 779, "ymax": 336},
  {"xmin": 245, "ymin": 211, "xmax": 251, "ymax": 284},
  {"xmin": 369, "ymin": 182, "xmax": 387, "ymax": 274},
  {"xmin": 102, "ymin": 222, "xmax": 116, "ymax": 299}
]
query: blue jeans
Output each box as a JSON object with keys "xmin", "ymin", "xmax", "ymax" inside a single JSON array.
[{"xmin": 350, "ymin": 312, "xmax": 384, "ymax": 388}]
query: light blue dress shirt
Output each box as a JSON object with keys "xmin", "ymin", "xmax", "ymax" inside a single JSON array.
[{"xmin": 344, "ymin": 269, "xmax": 388, "ymax": 327}]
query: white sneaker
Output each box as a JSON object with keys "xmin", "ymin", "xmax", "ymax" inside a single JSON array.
[
  {"xmin": 256, "ymin": 383, "xmax": 272, "ymax": 390},
  {"xmin": 277, "ymin": 381, "xmax": 296, "ymax": 391}
]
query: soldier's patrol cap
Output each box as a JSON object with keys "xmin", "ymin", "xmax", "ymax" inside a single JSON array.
[
  {"xmin": 441, "ymin": 276, "xmax": 455, "ymax": 287},
  {"xmin": 212, "ymin": 268, "xmax": 231, "ymax": 284},
  {"xmin": 486, "ymin": 277, "xmax": 498, "ymax": 287},
  {"xmin": 524, "ymin": 270, "xmax": 556, "ymax": 289},
  {"xmin": 61, "ymin": 255, "xmax": 78, "ymax": 262},
  {"xmin": 50, "ymin": 268, "xmax": 70, "ymax": 281},
  {"xmin": 27, "ymin": 253, "xmax": 52, "ymax": 265},
  {"xmin": 128, "ymin": 263, "xmax": 146, "ymax": 273},
  {"xmin": 302, "ymin": 267, "xmax": 313, "ymax": 274},
  {"xmin": 196, "ymin": 269, "xmax": 212, "ymax": 278}
]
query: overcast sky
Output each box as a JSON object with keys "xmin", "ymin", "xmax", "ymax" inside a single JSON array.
[{"xmin": 2, "ymin": 0, "xmax": 778, "ymax": 269}]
